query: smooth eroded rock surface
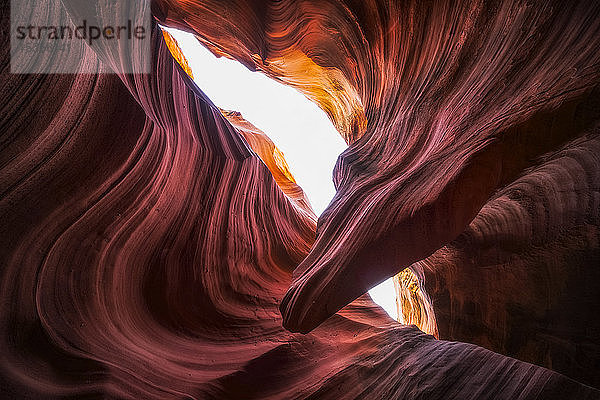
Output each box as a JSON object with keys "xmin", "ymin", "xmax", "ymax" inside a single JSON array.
[{"xmin": 1, "ymin": 0, "xmax": 599, "ymax": 398}]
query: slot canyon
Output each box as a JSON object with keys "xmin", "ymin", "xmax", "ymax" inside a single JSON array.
[{"xmin": 1, "ymin": 0, "xmax": 599, "ymax": 398}]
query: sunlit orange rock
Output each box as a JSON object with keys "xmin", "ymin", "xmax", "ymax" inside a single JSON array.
[{"xmin": 393, "ymin": 268, "xmax": 438, "ymax": 338}]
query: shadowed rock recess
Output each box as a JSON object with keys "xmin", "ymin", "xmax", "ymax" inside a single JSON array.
[{"xmin": 1, "ymin": 0, "xmax": 599, "ymax": 398}]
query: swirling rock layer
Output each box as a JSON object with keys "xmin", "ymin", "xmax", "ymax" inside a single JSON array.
[{"xmin": 1, "ymin": 0, "xmax": 599, "ymax": 398}]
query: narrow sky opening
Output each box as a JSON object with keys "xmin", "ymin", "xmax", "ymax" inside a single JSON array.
[{"xmin": 165, "ymin": 28, "xmax": 398, "ymax": 321}]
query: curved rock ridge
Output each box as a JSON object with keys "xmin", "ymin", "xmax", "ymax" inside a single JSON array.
[
  {"xmin": 0, "ymin": 1, "xmax": 599, "ymax": 399},
  {"xmin": 163, "ymin": 29, "xmax": 317, "ymax": 217},
  {"xmin": 152, "ymin": 0, "xmax": 600, "ymax": 385},
  {"xmin": 152, "ymin": 0, "xmax": 368, "ymax": 143},
  {"xmin": 220, "ymin": 109, "xmax": 317, "ymax": 217},
  {"xmin": 415, "ymin": 131, "xmax": 600, "ymax": 387}
]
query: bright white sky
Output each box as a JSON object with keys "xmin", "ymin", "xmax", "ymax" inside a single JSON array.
[{"xmin": 165, "ymin": 28, "xmax": 398, "ymax": 321}]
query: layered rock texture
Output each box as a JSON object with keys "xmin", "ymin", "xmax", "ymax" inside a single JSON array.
[{"xmin": 1, "ymin": 0, "xmax": 599, "ymax": 398}]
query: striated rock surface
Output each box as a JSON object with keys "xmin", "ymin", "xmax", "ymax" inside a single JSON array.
[
  {"xmin": 153, "ymin": 0, "xmax": 600, "ymax": 384},
  {"xmin": 1, "ymin": 0, "xmax": 599, "ymax": 398},
  {"xmin": 414, "ymin": 131, "xmax": 600, "ymax": 387},
  {"xmin": 155, "ymin": 0, "xmax": 600, "ymax": 387}
]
